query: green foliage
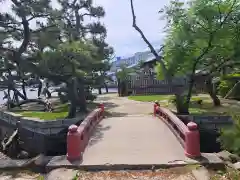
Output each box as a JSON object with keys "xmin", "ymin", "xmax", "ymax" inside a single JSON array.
[
  {"xmin": 161, "ymin": 0, "xmax": 240, "ymax": 77},
  {"xmin": 155, "ymin": 0, "xmax": 240, "ymax": 113},
  {"xmin": 116, "ymin": 64, "xmax": 133, "ymax": 81},
  {"xmin": 168, "ymin": 95, "xmax": 177, "ymax": 105},
  {"xmin": 116, "ymin": 60, "xmax": 143, "ymax": 82},
  {"xmin": 218, "ymin": 73, "xmax": 240, "ymax": 97},
  {"xmin": 37, "ymin": 175, "xmax": 45, "ymax": 180},
  {"xmin": 219, "ymin": 115, "xmax": 240, "ymax": 155},
  {"xmin": 39, "ymin": 41, "xmax": 96, "ymax": 80},
  {"xmin": 128, "ymin": 95, "xmax": 172, "ymax": 102},
  {"xmin": 72, "ymin": 172, "xmax": 79, "ymax": 180},
  {"xmin": 218, "ymin": 80, "xmax": 234, "ymax": 97},
  {"xmin": 211, "ymin": 167, "xmax": 240, "ymax": 180},
  {"xmin": 224, "ymin": 73, "xmax": 240, "ymax": 78},
  {"xmin": 155, "ymin": 62, "xmax": 165, "ymax": 80},
  {"xmin": 0, "ymin": 0, "xmax": 112, "ymax": 117}
]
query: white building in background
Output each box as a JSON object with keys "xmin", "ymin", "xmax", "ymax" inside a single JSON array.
[{"xmin": 107, "ymin": 50, "xmax": 159, "ymax": 82}]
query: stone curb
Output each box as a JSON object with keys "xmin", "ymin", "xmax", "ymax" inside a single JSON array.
[
  {"xmin": 46, "ymin": 162, "xmax": 225, "ymax": 173},
  {"xmin": 45, "ymin": 153, "xmax": 224, "ymax": 172},
  {"xmin": 0, "ymin": 155, "xmax": 225, "ymax": 173}
]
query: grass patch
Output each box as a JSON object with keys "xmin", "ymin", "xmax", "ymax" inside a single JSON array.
[
  {"xmin": 19, "ymin": 103, "xmax": 69, "ymax": 120},
  {"xmin": 209, "ymin": 166, "xmax": 240, "ymax": 180},
  {"xmin": 12, "ymin": 101, "xmax": 99, "ymax": 120},
  {"xmin": 128, "ymin": 94, "xmax": 240, "ymax": 115},
  {"xmin": 128, "ymin": 95, "xmax": 173, "ymax": 102}
]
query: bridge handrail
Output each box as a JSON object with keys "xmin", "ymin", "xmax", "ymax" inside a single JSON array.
[
  {"xmin": 158, "ymin": 106, "xmax": 188, "ymax": 134},
  {"xmin": 154, "ymin": 103, "xmax": 201, "ymax": 159},
  {"xmin": 66, "ymin": 104, "xmax": 104, "ymax": 161}
]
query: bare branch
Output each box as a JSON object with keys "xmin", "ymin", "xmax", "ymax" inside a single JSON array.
[
  {"xmin": 217, "ymin": 1, "xmax": 222, "ymax": 21},
  {"xmin": 31, "ymin": 24, "xmax": 56, "ymax": 33},
  {"xmin": 195, "ymin": 20, "xmax": 210, "ymax": 33},
  {"xmin": 0, "ymin": 46, "xmax": 16, "ymax": 53},
  {"xmin": 27, "ymin": 13, "xmax": 51, "ymax": 21},
  {"xmin": 130, "ymin": 0, "xmax": 167, "ymax": 75}
]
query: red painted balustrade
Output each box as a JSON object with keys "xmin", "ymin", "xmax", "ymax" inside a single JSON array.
[
  {"xmin": 67, "ymin": 104, "xmax": 104, "ymax": 161},
  {"xmin": 153, "ymin": 102, "xmax": 201, "ymax": 159}
]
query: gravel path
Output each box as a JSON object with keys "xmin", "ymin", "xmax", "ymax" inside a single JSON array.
[{"xmin": 75, "ymin": 167, "xmax": 196, "ymax": 180}]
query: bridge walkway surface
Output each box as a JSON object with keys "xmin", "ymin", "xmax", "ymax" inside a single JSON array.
[{"xmin": 81, "ymin": 94, "xmax": 190, "ymax": 165}]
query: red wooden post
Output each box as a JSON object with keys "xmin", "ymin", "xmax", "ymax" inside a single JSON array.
[
  {"xmin": 67, "ymin": 125, "xmax": 82, "ymax": 161},
  {"xmin": 153, "ymin": 101, "xmax": 160, "ymax": 116},
  {"xmin": 98, "ymin": 103, "xmax": 104, "ymax": 112},
  {"xmin": 154, "ymin": 103, "xmax": 157, "ymax": 116},
  {"xmin": 185, "ymin": 122, "xmax": 201, "ymax": 158},
  {"xmin": 98, "ymin": 103, "xmax": 104, "ymax": 117}
]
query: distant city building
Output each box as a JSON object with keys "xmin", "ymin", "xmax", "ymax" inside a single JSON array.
[{"xmin": 107, "ymin": 50, "xmax": 162, "ymax": 83}]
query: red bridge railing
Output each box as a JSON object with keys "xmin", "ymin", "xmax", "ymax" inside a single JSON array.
[
  {"xmin": 66, "ymin": 104, "xmax": 104, "ymax": 161},
  {"xmin": 154, "ymin": 102, "xmax": 201, "ymax": 159}
]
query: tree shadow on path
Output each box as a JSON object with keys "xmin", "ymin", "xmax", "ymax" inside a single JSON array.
[
  {"xmin": 103, "ymin": 102, "xmax": 129, "ymax": 117},
  {"xmin": 87, "ymin": 124, "xmax": 111, "ymax": 147}
]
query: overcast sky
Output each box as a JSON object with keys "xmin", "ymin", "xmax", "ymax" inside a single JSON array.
[
  {"xmin": 94, "ymin": 0, "xmax": 171, "ymax": 57},
  {"xmin": 1, "ymin": 0, "xmax": 174, "ymax": 57}
]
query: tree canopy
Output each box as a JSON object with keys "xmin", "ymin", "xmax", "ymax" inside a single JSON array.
[{"xmin": 0, "ymin": 0, "xmax": 114, "ymax": 118}]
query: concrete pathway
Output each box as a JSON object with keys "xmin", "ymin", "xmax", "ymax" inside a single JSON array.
[{"xmin": 82, "ymin": 94, "xmax": 188, "ymax": 165}]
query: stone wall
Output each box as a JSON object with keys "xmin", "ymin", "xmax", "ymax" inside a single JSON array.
[
  {"xmin": 178, "ymin": 114, "xmax": 234, "ymax": 153},
  {"xmin": 0, "ymin": 111, "xmax": 85, "ymax": 155},
  {"xmin": 0, "ymin": 111, "xmax": 85, "ymax": 135},
  {"xmin": 178, "ymin": 114, "xmax": 233, "ymax": 130}
]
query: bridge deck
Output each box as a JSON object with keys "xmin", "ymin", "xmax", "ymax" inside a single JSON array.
[{"xmin": 82, "ymin": 114, "xmax": 187, "ymax": 165}]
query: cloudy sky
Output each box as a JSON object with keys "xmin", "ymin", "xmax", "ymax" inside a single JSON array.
[
  {"xmin": 94, "ymin": 0, "xmax": 171, "ymax": 57},
  {"xmin": 1, "ymin": 0, "xmax": 174, "ymax": 57}
]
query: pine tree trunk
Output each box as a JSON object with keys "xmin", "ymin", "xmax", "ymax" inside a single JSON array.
[
  {"xmin": 37, "ymin": 82, "xmax": 42, "ymax": 98},
  {"xmin": 175, "ymin": 94, "xmax": 189, "ymax": 114},
  {"xmin": 46, "ymin": 89, "xmax": 51, "ymax": 98},
  {"xmin": 67, "ymin": 80, "xmax": 77, "ymax": 118},
  {"xmin": 13, "ymin": 88, "xmax": 26, "ymax": 101},
  {"xmin": 104, "ymin": 83, "xmax": 109, "ymax": 93},
  {"xmin": 183, "ymin": 76, "xmax": 195, "ymax": 115},
  {"xmin": 68, "ymin": 100, "xmax": 77, "ymax": 118},
  {"xmin": 98, "ymin": 87, "xmax": 102, "ymax": 94},
  {"xmin": 21, "ymin": 79, "xmax": 27, "ymax": 99},
  {"xmin": 78, "ymin": 81, "xmax": 87, "ymax": 112},
  {"xmin": 206, "ymin": 77, "xmax": 221, "ymax": 106},
  {"xmin": 117, "ymin": 79, "xmax": 121, "ymax": 97},
  {"xmin": 166, "ymin": 78, "xmax": 189, "ymax": 114}
]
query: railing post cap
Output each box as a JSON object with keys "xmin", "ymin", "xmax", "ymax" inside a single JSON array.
[
  {"xmin": 187, "ymin": 122, "xmax": 198, "ymax": 130},
  {"xmin": 154, "ymin": 101, "xmax": 160, "ymax": 106},
  {"xmin": 68, "ymin": 124, "xmax": 78, "ymax": 133}
]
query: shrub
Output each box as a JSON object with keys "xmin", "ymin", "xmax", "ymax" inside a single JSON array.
[
  {"xmin": 218, "ymin": 73, "xmax": 240, "ymax": 98},
  {"xmin": 218, "ymin": 80, "xmax": 234, "ymax": 97},
  {"xmin": 219, "ymin": 115, "xmax": 240, "ymax": 155},
  {"xmin": 168, "ymin": 96, "xmax": 177, "ymax": 105}
]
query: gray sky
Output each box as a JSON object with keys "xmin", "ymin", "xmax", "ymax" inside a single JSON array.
[
  {"xmin": 1, "ymin": 0, "xmax": 172, "ymax": 57},
  {"xmin": 94, "ymin": 0, "xmax": 171, "ymax": 57}
]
